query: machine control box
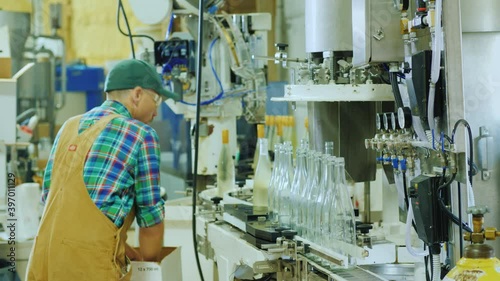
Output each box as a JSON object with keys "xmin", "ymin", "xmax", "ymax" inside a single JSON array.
[{"xmin": 409, "ymin": 175, "xmax": 450, "ymax": 244}]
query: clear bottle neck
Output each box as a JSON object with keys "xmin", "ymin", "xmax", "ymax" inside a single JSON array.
[
  {"xmin": 324, "ymin": 141, "xmax": 334, "ymax": 156},
  {"xmin": 295, "ymin": 149, "xmax": 307, "ymax": 172}
]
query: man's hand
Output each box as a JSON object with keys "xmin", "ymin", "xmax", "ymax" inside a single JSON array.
[
  {"xmin": 139, "ymin": 221, "xmax": 164, "ymax": 261},
  {"xmin": 125, "ymin": 243, "xmax": 143, "ymax": 261}
]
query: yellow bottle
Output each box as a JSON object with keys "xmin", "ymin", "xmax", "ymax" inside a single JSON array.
[
  {"xmin": 445, "ymin": 207, "xmax": 500, "ymax": 281},
  {"xmin": 444, "ymin": 244, "xmax": 500, "ymax": 281}
]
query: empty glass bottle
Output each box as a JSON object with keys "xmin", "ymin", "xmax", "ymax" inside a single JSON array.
[
  {"xmin": 289, "ymin": 148, "xmax": 307, "ymax": 235},
  {"xmin": 337, "ymin": 157, "xmax": 357, "ymax": 267},
  {"xmin": 304, "ymin": 151, "xmax": 323, "ymax": 239},
  {"xmin": 217, "ymin": 130, "xmax": 234, "ymax": 197},
  {"xmin": 312, "ymin": 154, "xmax": 331, "ymax": 243},
  {"xmin": 299, "ymin": 150, "xmax": 314, "ymax": 238},
  {"xmin": 268, "ymin": 144, "xmax": 282, "ymax": 223},
  {"xmin": 319, "ymin": 156, "xmax": 336, "ymax": 246},
  {"xmin": 328, "ymin": 157, "xmax": 356, "ymax": 267},
  {"xmin": 277, "ymin": 144, "xmax": 293, "ymax": 228}
]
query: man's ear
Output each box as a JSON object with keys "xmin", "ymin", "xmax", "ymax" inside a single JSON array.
[{"xmin": 131, "ymin": 86, "xmax": 143, "ymax": 105}]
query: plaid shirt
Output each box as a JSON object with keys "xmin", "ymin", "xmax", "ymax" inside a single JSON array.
[{"xmin": 42, "ymin": 100, "xmax": 165, "ymax": 228}]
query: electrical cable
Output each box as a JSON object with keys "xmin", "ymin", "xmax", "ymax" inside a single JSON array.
[
  {"xmin": 402, "ymin": 171, "xmax": 418, "ymax": 231},
  {"xmin": 117, "ymin": 0, "xmax": 135, "ymax": 58},
  {"xmin": 165, "ymin": 14, "xmax": 174, "ymax": 40},
  {"xmin": 116, "ymin": 0, "xmax": 156, "ymax": 57},
  {"xmin": 191, "ymin": 0, "xmax": 206, "ymax": 280},
  {"xmin": 424, "ymin": 247, "xmax": 431, "ymax": 281},
  {"xmin": 437, "ymin": 173, "xmax": 472, "ymax": 233},
  {"xmin": 389, "ymin": 72, "xmax": 404, "ymax": 109},
  {"xmin": 457, "ymin": 182, "xmax": 464, "ymax": 258},
  {"xmin": 451, "ymin": 119, "xmax": 474, "ymax": 186},
  {"xmin": 179, "ymin": 37, "xmax": 225, "ymax": 106},
  {"xmin": 402, "ymin": 0, "xmax": 409, "ymax": 11}
]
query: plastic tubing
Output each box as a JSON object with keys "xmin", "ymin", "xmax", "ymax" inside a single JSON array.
[
  {"xmin": 405, "ymin": 203, "xmax": 429, "ymax": 257},
  {"xmin": 432, "ymin": 254, "xmax": 441, "ymax": 281},
  {"xmin": 428, "ymin": 0, "xmax": 443, "ymax": 131}
]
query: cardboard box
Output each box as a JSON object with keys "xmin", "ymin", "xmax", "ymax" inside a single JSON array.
[
  {"xmin": 36, "ymin": 122, "xmax": 63, "ymax": 139},
  {"xmin": 130, "ymin": 247, "xmax": 182, "ymax": 281},
  {"xmin": 0, "ymin": 57, "xmax": 12, "ymax": 78},
  {"xmin": 0, "ymin": 26, "xmax": 12, "ymax": 79}
]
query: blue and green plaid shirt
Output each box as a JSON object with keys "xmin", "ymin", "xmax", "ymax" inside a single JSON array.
[{"xmin": 42, "ymin": 100, "xmax": 165, "ymax": 228}]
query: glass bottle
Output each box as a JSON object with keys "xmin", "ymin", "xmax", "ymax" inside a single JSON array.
[
  {"xmin": 304, "ymin": 151, "xmax": 323, "ymax": 239},
  {"xmin": 312, "ymin": 154, "xmax": 330, "ymax": 243},
  {"xmin": 328, "ymin": 158, "xmax": 344, "ymax": 253},
  {"xmin": 319, "ymin": 156, "xmax": 336, "ymax": 246},
  {"xmin": 337, "ymin": 157, "xmax": 357, "ymax": 267},
  {"xmin": 252, "ymin": 124, "xmax": 265, "ymax": 170},
  {"xmin": 289, "ymin": 148, "xmax": 307, "ymax": 235},
  {"xmin": 277, "ymin": 145, "xmax": 293, "ymax": 228},
  {"xmin": 299, "ymin": 150, "xmax": 314, "ymax": 238},
  {"xmin": 253, "ymin": 135, "xmax": 272, "ymax": 208},
  {"xmin": 268, "ymin": 144, "xmax": 282, "ymax": 222},
  {"xmin": 217, "ymin": 129, "xmax": 235, "ymax": 197}
]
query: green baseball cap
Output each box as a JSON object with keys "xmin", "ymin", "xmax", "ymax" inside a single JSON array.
[{"xmin": 104, "ymin": 59, "xmax": 180, "ymax": 101}]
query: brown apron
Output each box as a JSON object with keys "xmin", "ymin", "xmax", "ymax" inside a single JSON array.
[{"xmin": 26, "ymin": 114, "xmax": 136, "ymax": 281}]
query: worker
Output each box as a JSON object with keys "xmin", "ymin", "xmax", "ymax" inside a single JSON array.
[{"xmin": 26, "ymin": 59, "xmax": 179, "ymax": 281}]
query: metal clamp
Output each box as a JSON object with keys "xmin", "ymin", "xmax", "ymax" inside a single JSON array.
[{"xmin": 477, "ymin": 126, "xmax": 494, "ymax": 181}]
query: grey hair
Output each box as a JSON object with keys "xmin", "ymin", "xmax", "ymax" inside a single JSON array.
[{"xmin": 106, "ymin": 89, "xmax": 132, "ymax": 102}]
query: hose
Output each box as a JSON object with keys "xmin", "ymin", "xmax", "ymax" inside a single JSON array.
[
  {"xmin": 427, "ymin": 0, "xmax": 443, "ymax": 130},
  {"xmin": 389, "ymin": 72, "xmax": 404, "ymax": 109},
  {"xmin": 405, "ymin": 203, "xmax": 429, "ymax": 257},
  {"xmin": 432, "ymin": 254, "xmax": 441, "ymax": 281},
  {"xmin": 191, "ymin": 0, "xmax": 206, "ymax": 280}
]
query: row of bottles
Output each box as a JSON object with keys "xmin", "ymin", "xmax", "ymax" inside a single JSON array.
[
  {"xmin": 215, "ymin": 125, "xmax": 356, "ymax": 264},
  {"xmin": 255, "ymin": 138, "xmax": 356, "ymax": 261}
]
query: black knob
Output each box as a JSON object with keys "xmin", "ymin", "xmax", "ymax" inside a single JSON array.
[
  {"xmin": 211, "ymin": 196, "xmax": 223, "ymax": 205},
  {"xmin": 282, "ymin": 230, "xmax": 297, "ymax": 240},
  {"xmin": 275, "ymin": 43, "xmax": 288, "ymax": 50},
  {"xmin": 357, "ymin": 224, "xmax": 373, "ymax": 234}
]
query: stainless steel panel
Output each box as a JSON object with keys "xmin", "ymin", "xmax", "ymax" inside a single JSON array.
[
  {"xmin": 352, "ymin": 0, "xmax": 404, "ymax": 66},
  {"xmin": 0, "ymin": 11, "xmax": 31, "ymax": 74},
  {"xmin": 444, "ymin": 0, "xmax": 467, "ymax": 265},
  {"xmin": 462, "ymin": 31, "xmax": 500, "ymax": 253},
  {"xmin": 308, "ymin": 101, "xmax": 377, "ymax": 182},
  {"xmin": 461, "ymin": 0, "xmax": 500, "ymax": 32},
  {"xmin": 305, "ymin": 0, "xmax": 353, "ymax": 52}
]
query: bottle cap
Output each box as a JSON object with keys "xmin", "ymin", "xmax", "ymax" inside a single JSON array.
[
  {"xmin": 257, "ymin": 124, "xmax": 265, "ymax": 138},
  {"xmin": 269, "ymin": 115, "xmax": 276, "ymax": 126},
  {"xmin": 222, "ymin": 129, "xmax": 229, "ymax": 144},
  {"xmin": 265, "ymin": 115, "xmax": 270, "ymax": 125},
  {"xmin": 277, "ymin": 123, "xmax": 283, "ymax": 137}
]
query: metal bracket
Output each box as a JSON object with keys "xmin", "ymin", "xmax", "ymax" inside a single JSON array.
[{"xmin": 477, "ymin": 126, "xmax": 494, "ymax": 181}]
